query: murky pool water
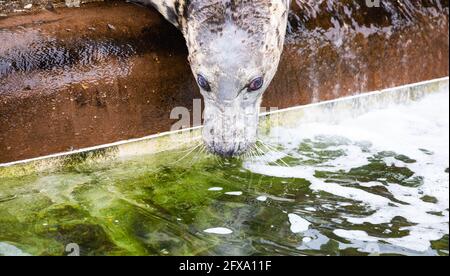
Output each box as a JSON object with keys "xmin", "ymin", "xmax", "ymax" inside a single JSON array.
[{"xmin": 0, "ymin": 91, "xmax": 448, "ymax": 256}]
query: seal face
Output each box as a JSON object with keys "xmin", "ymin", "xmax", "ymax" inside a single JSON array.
[{"xmin": 141, "ymin": 0, "xmax": 290, "ymax": 156}]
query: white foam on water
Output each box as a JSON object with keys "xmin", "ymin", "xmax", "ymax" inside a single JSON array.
[
  {"xmin": 303, "ymin": 237, "xmax": 313, "ymax": 243},
  {"xmin": 204, "ymin": 228, "xmax": 234, "ymax": 235},
  {"xmin": 334, "ymin": 230, "xmax": 379, "ymax": 242},
  {"xmin": 257, "ymin": 196, "xmax": 268, "ymax": 202},
  {"xmin": 225, "ymin": 191, "xmax": 243, "ymax": 196},
  {"xmin": 208, "ymin": 187, "xmax": 223, "ymax": 191},
  {"xmin": 288, "ymin": 214, "xmax": 311, "ymax": 233},
  {"xmin": 0, "ymin": 242, "xmax": 31, "ymax": 256},
  {"xmin": 246, "ymin": 90, "xmax": 449, "ymax": 253}
]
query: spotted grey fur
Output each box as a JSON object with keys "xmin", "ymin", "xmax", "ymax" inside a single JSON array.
[{"xmin": 138, "ymin": 0, "xmax": 291, "ymax": 156}]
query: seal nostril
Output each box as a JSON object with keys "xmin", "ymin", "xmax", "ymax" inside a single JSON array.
[
  {"xmin": 210, "ymin": 129, "xmax": 214, "ymax": 135},
  {"xmin": 221, "ymin": 149, "xmax": 236, "ymax": 158}
]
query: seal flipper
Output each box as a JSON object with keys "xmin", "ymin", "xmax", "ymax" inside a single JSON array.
[{"xmin": 130, "ymin": 0, "xmax": 181, "ymax": 28}]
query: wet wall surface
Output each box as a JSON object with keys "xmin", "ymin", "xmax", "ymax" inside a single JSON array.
[{"xmin": 0, "ymin": 0, "xmax": 449, "ymax": 163}]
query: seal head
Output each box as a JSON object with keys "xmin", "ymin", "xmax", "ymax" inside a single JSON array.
[
  {"xmin": 179, "ymin": 1, "xmax": 290, "ymax": 157},
  {"xmin": 143, "ymin": 0, "xmax": 290, "ymax": 156}
]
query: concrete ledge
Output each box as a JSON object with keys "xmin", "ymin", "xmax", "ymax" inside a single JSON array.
[{"xmin": 1, "ymin": 77, "xmax": 448, "ymax": 177}]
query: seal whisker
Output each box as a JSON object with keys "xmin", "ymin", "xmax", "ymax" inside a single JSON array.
[
  {"xmin": 251, "ymin": 144, "xmax": 261, "ymax": 160},
  {"xmin": 245, "ymin": 144, "xmax": 257, "ymax": 161},
  {"xmin": 257, "ymin": 141, "xmax": 291, "ymax": 168},
  {"xmin": 175, "ymin": 140, "xmax": 203, "ymax": 153},
  {"xmin": 192, "ymin": 144, "xmax": 206, "ymax": 162},
  {"xmin": 254, "ymin": 144, "xmax": 278, "ymax": 167},
  {"xmin": 171, "ymin": 142, "xmax": 203, "ymax": 165}
]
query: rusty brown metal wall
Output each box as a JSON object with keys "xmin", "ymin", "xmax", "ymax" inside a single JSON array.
[
  {"xmin": 0, "ymin": 0, "xmax": 448, "ymax": 163},
  {"xmin": 0, "ymin": 0, "xmax": 103, "ymax": 15}
]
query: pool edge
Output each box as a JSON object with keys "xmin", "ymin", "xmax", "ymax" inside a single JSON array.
[{"xmin": 1, "ymin": 76, "xmax": 448, "ymax": 176}]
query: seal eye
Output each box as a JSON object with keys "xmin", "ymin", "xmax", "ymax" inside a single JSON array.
[
  {"xmin": 197, "ymin": 74, "xmax": 211, "ymax": 92},
  {"xmin": 247, "ymin": 77, "xmax": 264, "ymax": 92}
]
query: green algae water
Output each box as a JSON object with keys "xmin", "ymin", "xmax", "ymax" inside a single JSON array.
[{"xmin": 0, "ymin": 91, "xmax": 449, "ymax": 256}]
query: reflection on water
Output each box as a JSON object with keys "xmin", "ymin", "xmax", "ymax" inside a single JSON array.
[
  {"xmin": 0, "ymin": 25, "xmax": 180, "ymax": 93},
  {"xmin": 0, "ymin": 30, "xmax": 135, "ymax": 77},
  {"xmin": 0, "ymin": 90, "xmax": 448, "ymax": 256}
]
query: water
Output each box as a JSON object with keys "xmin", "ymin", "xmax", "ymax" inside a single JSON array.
[
  {"xmin": 246, "ymin": 90, "xmax": 449, "ymax": 255},
  {"xmin": 0, "ymin": 90, "xmax": 449, "ymax": 256}
]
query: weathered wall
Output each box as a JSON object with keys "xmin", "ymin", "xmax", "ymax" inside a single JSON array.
[
  {"xmin": 0, "ymin": 0, "xmax": 102, "ymax": 15},
  {"xmin": 0, "ymin": 0, "xmax": 449, "ymax": 163},
  {"xmin": 267, "ymin": 0, "xmax": 449, "ymax": 107}
]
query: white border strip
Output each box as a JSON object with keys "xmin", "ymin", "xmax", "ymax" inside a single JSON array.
[
  {"xmin": 260, "ymin": 76, "xmax": 449, "ymax": 116},
  {"xmin": 1, "ymin": 77, "xmax": 448, "ymax": 168},
  {"xmin": 0, "ymin": 126, "xmax": 202, "ymax": 168}
]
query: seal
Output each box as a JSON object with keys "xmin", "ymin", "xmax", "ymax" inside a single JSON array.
[{"xmin": 139, "ymin": 0, "xmax": 291, "ymax": 156}]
